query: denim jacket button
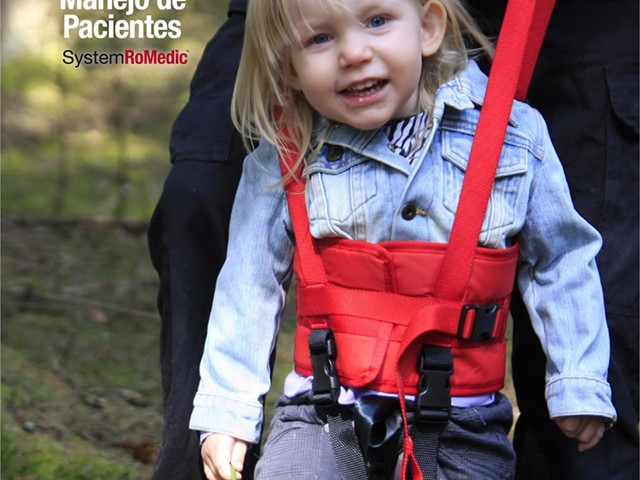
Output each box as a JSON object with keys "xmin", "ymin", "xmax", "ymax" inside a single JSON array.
[
  {"xmin": 326, "ymin": 146, "xmax": 344, "ymax": 162},
  {"xmin": 401, "ymin": 203, "xmax": 417, "ymax": 220}
]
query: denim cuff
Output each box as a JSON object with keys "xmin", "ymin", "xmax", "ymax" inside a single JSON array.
[
  {"xmin": 545, "ymin": 375, "xmax": 617, "ymax": 422},
  {"xmin": 190, "ymin": 391, "xmax": 263, "ymax": 444}
]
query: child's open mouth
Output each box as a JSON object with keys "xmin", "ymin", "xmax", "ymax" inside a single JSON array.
[{"xmin": 341, "ymin": 79, "xmax": 388, "ymax": 97}]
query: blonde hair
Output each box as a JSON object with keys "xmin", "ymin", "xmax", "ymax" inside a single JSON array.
[{"xmin": 231, "ymin": 0, "xmax": 494, "ymax": 175}]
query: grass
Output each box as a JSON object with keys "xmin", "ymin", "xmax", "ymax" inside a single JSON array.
[
  {"xmin": 0, "ymin": 208, "xmax": 300, "ymax": 477},
  {"xmin": 1, "ymin": 347, "xmax": 152, "ymax": 480},
  {"xmin": 1, "ymin": 422, "xmax": 147, "ymax": 480},
  {"xmin": 1, "ymin": 219, "xmax": 163, "ymax": 478}
]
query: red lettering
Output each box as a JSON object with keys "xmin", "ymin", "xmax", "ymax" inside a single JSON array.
[{"xmin": 123, "ymin": 49, "xmax": 188, "ymax": 65}]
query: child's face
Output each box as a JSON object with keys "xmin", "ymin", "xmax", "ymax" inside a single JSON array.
[{"xmin": 287, "ymin": 0, "xmax": 445, "ymax": 130}]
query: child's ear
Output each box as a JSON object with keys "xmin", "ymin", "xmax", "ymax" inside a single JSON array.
[
  {"xmin": 286, "ymin": 68, "xmax": 302, "ymax": 91},
  {"xmin": 420, "ymin": 1, "xmax": 447, "ymax": 57}
]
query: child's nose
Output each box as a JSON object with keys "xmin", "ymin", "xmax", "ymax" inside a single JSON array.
[{"xmin": 338, "ymin": 32, "xmax": 373, "ymax": 68}]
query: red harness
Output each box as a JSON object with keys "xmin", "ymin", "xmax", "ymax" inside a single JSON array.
[
  {"xmin": 292, "ymin": 238, "xmax": 518, "ymax": 396},
  {"xmin": 277, "ymin": 1, "xmax": 555, "ymax": 478}
]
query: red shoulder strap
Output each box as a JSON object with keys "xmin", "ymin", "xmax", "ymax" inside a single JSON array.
[
  {"xmin": 277, "ymin": 123, "xmax": 327, "ymax": 286},
  {"xmin": 432, "ymin": 0, "xmax": 554, "ymax": 300}
]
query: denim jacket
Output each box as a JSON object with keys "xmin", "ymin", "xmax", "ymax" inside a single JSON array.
[{"xmin": 190, "ymin": 60, "xmax": 616, "ymax": 443}]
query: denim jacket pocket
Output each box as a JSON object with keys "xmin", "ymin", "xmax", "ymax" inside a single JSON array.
[
  {"xmin": 305, "ymin": 148, "xmax": 379, "ymax": 237},
  {"xmin": 440, "ymin": 130, "xmax": 528, "ymax": 236}
]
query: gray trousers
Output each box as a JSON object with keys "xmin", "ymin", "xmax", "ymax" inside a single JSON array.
[{"xmin": 256, "ymin": 393, "xmax": 515, "ymax": 480}]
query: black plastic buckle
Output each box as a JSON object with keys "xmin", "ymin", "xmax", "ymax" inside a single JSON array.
[
  {"xmin": 414, "ymin": 345, "xmax": 452, "ymax": 426},
  {"xmin": 309, "ymin": 329, "xmax": 340, "ymax": 407},
  {"xmin": 458, "ymin": 304, "xmax": 501, "ymax": 340}
]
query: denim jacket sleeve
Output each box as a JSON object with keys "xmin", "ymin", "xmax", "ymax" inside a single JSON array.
[
  {"xmin": 189, "ymin": 140, "xmax": 294, "ymax": 443},
  {"xmin": 517, "ymin": 109, "xmax": 616, "ymax": 422}
]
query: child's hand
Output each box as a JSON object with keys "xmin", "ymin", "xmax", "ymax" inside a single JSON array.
[
  {"xmin": 554, "ymin": 415, "xmax": 606, "ymax": 452},
  {"xmin": 201, "ymin": 433, "xmax": 248, "ymax": 480}
]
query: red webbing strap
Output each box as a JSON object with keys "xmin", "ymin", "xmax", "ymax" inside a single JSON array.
[
  {"xmin": 433, "ymin": 0, "xmax": 554, "ymax": 302},
  {"xmin": 397, "ymin": 1, "xmax": 555, "ymax": 479},
  {"xmin": 277, "ymin": 119, "xmax": 327, "ymax": 286}
]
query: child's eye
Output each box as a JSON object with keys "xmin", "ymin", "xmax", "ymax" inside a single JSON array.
[
  {"xmin": 368, "ymin": 16, "xmax": 387, "ymax": 28},
  {"xmin": 312, "ymin": 33, "xmax": 331, "ymax": 45}
]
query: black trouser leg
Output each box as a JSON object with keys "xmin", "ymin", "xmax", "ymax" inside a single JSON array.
[{"xmin": 148, "ymin": 158, "xmax": 247, "ymax": 480}]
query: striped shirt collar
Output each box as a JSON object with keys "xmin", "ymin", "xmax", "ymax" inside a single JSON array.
[{"xmin": 383, "ymin": 111, "xmax": 430, "ymax": 164}]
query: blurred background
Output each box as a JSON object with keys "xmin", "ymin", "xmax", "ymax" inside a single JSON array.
[{"xmin": 1, "ymin": 1, "xmax": 254, "ymax": 478}]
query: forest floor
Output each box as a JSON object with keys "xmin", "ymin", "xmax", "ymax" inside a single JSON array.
[
  {"xmin": 2, "ymin": 217, "xmax": 163, "ymax": 479},
  {"xmin": 1, "ymin": 216, "xmax": 516, "ymax": 479},
  {"xmin": 0, "ymin": 216, "xmax": 296, "ymax": 479}
]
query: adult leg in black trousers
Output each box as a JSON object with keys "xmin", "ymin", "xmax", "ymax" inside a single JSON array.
[
  {"xmin": 469, "ymin": 1, "xmax": 639, "ymax": 479},
  {"xmin": 511, "ymin": 2, "xmax": 639, "ymax": 478},
  {"xmin": 147, "ymin": 2, "xmax": 253, "ymax": 479}
]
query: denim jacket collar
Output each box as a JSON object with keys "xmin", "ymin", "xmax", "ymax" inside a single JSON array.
[{"xmin": 433, "ymin": 58, "xmax": 485, "ymax": 118}]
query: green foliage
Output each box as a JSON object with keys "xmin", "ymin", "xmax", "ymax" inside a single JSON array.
[
  {"xmin": 1, "ymin": 347, "xmax": 152, "ymax": 480},
  {"xmin": 1, "ymin": 224, "xmax": 162, "ymax": 475},
  {"xmin": 1, "ymin": 416, "xmax": 147, "ymax": 480},
  {"xmin": 1, "ymin": 145, "xmax": 168, "ymax": 220}
]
